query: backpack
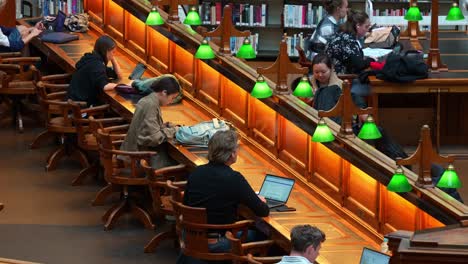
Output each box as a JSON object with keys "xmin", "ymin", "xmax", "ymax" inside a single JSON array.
[
  {"xmin": 376, "ymin": 50, "xmax": 428, "ymax": 83},
  {"xmin": 175, "ymin": 118, "xmax": 231, "ymax": 147}
]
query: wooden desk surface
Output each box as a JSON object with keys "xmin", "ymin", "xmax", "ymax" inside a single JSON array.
[{"xmin": 103, "ymin": 90, "xmax": 381, "ymax": 264}]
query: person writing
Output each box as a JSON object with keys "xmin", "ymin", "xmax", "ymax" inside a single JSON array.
[
  {"xmin": 181, "ymin": 130, "xmax": 269, "ymax": 257},
  {"xmin": 306, "ymin": 0, "xmax": 348, "ymax": 59},
  {"xmin": 67, "ymin": 35, "xmax": 122, "ymax": 106},
  {"xmin": 120, "ymin": 75, "xmax": 181, "ymax": 169},
  {"xmin": 277, "ymin": 225, "xmax": 326, "ymax": 264}
]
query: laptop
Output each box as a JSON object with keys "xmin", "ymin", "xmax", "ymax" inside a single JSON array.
[
  {"xmin": 258, "ymin": 174, "xmax": 295, "ymax": 209},
  {"xmin": 128, "ymin": 62, "xmax": 147, "ymax": 80},
  {"xmin": 359, "ymin": 247, "xmax": 390, "ymax": 264}
]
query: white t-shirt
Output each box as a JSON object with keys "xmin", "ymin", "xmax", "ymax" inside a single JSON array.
[
  {"xmin": 0, "ymin": 28, "xmax": 11, "ymax": 47},
  {"xmin": 277, "ymin": 256, "xmax": 313, "ymax": 264}
]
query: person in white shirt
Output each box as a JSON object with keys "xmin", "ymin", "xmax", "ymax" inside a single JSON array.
[{"xmin": 277, "ymin": 225, "xmax": 326, "ymax": 264}]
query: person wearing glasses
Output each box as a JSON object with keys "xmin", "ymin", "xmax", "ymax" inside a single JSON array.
[{"xmin": 277, "ymin": 225, "xmax": 326, "ymax": 264}]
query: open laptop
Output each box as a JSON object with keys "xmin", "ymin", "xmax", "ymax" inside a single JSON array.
[
  {"xmin": 258, "ymin": 174, "xmax": 295, "ymax": 209},
  {"xmin": 359, "ymin": 247, "xmax": 390, "ymax": 264}
]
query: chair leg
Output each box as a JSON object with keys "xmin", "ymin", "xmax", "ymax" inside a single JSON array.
[
  {"xmin": 103, "ymin": 200, "xmax": 127, "ymax": 231},
  {"xmin": 71, "ymin": 162, "xmax": 98, "ymax": 186},
  {"xmin": 69, "ymin": 147, "xmax": 90, "ymax": 170},
  {"xmin": 30, "ymin": 130, "xmax": 54, "ymax": 149},
  {"xmin": 129, "ymin": 201, "xmax": 155, "ymax": 230},
  {"xmin": 144, "ymin": 230, "xmax": 176, "ymax": 253},
  {"xmin": 92, "ymin": 183, "xmax": 120, "ymax": 206},
  {"xmin": 46, "ymin": 145, "xmax": 66, "ymax": 171}
]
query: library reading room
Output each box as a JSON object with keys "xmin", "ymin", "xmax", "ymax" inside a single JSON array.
[{"xmin": 0, "ymin": 0, "xmax": 467, "ymax": 263}]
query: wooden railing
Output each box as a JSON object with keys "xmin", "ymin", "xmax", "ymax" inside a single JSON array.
[{"xmin": 80, "ymin": 0, "xmax": 468, "ymax": 241}]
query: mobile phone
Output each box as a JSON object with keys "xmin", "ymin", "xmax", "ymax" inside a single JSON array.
[{"xmin": 276, "ymin": 206, "xmax": 296, "ymax": 212}]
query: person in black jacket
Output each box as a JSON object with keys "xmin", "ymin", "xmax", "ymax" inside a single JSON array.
[
  {"xmin": 67, "ymin": 35, "xmax": 122, "ymax": 106},
  {"xmin": 182, "ymin": 130, "xmax": 269, "ymax": 255}
]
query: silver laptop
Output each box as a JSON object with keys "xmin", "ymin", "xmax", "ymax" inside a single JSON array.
[
  {"xmin": 258, "ymin": 174, "xmax": 295, "ymax": 209},
  {"xmin": 359, "ymin": 247, "xmax": 390, "ymax": 264}
]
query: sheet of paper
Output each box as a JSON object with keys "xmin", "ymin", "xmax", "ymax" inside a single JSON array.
[{"xmin": 363, "ymin": 48, "xmax": 393, "ymax": 59}]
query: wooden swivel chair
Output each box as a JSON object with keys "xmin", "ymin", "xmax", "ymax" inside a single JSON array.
[
  {"xmin": 173, "ymin": 200, "xmax": 277, "ymax": 263},
  {"xmin": 142, "ymin": 164, "xmax": 189, "ymax": 253},
  {"xmin": 96, "ymin": 128, "xmax": 155, "ymax": 230},
  {"xmin": 0, "ymin": 56, "xmax": 41, "ymax": 132},
  {"xmin": 227, "ymin": 232, "xmax": 282, "ymax": 264}
]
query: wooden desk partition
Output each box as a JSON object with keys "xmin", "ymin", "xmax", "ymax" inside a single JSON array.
[{"xmin": 18, "ymin": 0, "xmax": 468, "ymax": 260}]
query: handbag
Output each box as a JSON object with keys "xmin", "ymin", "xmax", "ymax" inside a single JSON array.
[{"xmin": 364, "ymin": 25, "xmax": 400, "ymax": 49}]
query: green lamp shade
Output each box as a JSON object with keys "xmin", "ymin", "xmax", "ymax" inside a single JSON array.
[
  {"xmin": 236, "ymin": 38, "xmax": 256, "ymax": 59},
  {"xmin": 404, "ymin": 6, "xmax": 423, "ymax": 21},
  {"xmin": 312, "ymin": 118, "xmax": 335, "ymax": 143},
  {"xmin": 387, "ymin": 167, "xmax": 412, "ymax": 193},
  {"xmin": 195, "ymin": 39, "xmax": 215, "ymax": 59},
  {"xmin": 184, "ymin": 7, "xmax": 202, "ymax": 26},
  {"xmin": 146, "ymin": 7, "xmax": 164, "ymax": 26},
  {"xmin": 446, "ymin": 3, "xmax": 465, "ymax": 21},
  {"xmin": 436, "ymin": 164, "xmax": 462, "ymax": 188},
  {"xmin": 293, "ymin": 76, "xmax": 313, "ymax": 98},
  {"xmin": 358, "ymin": 115, "xmax": 382, "ymax": 140},
  {"xmin": 251, "ymin": 76, "xmax": 273, "ymax": 99}
]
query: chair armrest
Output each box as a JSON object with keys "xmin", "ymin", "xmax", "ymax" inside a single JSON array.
[
  {"xmin": 41, "ymin": 73, "xmax": 72, "ymax": 82},
  {"xmin": 104, "ymin": 124, "xmax": 130, "ymax": 133},
  {"xmin": 241, "ymin": 240, "xmax": 276, "ymax": 251},
  {"xmin": 153, "ymin": 164, "xmax": 187, "ymax": 176},
  {"xmin": 0, "ymin": 52, "xmax": 21, "ymax": 58},
  {"xmin": 101, "ymin": 148, "xmax": 156, "ymax": 158},
  {"xmin": 249, "ymin": 255, "xmax": 283, "ymax": 264},
  {"xmin": 43, "ymin": 83, "xmax": 68, "ymax": 92},
  {"xmin": 81, "ymin": 104, "xmax": 110, "ymax": 116},
  {"xmin": 182, "ymin": 219, "xmax": 254, "ymax": 230},
  {"xmin": 46, "ymin": 91, "xmax": 67, "ymax": 100},
  {"xmin": 0, "ymin": 64, "xmax": 21, "ymax": 74},
  {"xmin": 1, "ymin": 56, "xmax": 41, "ymax": 64},
  {"xmin": 94, "ymin": 117, "xmax": 126, "ymax": 125}
]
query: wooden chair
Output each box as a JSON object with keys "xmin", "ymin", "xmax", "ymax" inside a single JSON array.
[
  {"xmin": 88, "ymin": 119, "xmax": 128, "ymax": 206},
  {"xmin": 35, "ymin": 89, "xmax": 89, "ymax": 171},
  {"xmin": 173, "ymin": 200, "xmax": 277, "ymax": 263},
  {"xmin": 69, "ymin": 101, "xmax": 116, "ymax": 186},
  {"xmin": 96, "ymin": 128, "xmax": 156, "ymax": 230},
  {"xmin": 0, "ymin": 56, "xmax": 41, "ymax": 132},
  {"xmin": 142, "ymin": 164, "xmax": 189, "ymax": 253},
  {"xmin": 30, "ymin": 73, "xmax": 71, "ymax": 149},
  {"xmin": 227, "ymin": 232, "xmax": 282, "ymax": 264}
]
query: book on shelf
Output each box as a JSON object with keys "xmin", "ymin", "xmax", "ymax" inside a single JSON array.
[
  {"xmin": 284, "ymin": 4, "xmax": 324, "ymax": 28},
  {"xmin": 40, "ymin": 0, "xmax": 82, "ymax": 16},
  {"xmin": 198, "ymin": 2, "xmax": 267, "ymax": 27}
]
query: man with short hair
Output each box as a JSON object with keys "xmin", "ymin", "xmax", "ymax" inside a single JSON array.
[{"xmin": 277, "ymin": 225, "xmax": 326, "ymax": 264}]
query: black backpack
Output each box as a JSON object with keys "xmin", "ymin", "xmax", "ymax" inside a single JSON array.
[{"xmin": 376, "ymin": 50, "xmax": 428, "ymax": 83}]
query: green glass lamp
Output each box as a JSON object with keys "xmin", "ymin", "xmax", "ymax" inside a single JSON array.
[
  {"xmin": 404, "ymin": 4, "xmax": 423, "ymax": 21},
  {"xmin": 195, "ymin": 39, "xmax": 215, "ymax": 59},
  {"xmin": 446, "ymin": 3, "xmax": 465, "ymax": 21},
  {"xmin": 146, "ymin": 6, "xmax": 165, "ymax": 26},
  {"xmin": 387, "ymin": 166, "xmax": 413, "ymax": 193},
  {"xmin": 436, "ymin": 164, "xmax": 462, "ymax": 188},
  {"xmin": 184, "ymin": 6, "xmax": 202, "ymax": 26},
  {"xmin": 293, "ymin": 76, "xmax": 313, "ymax": 98},
  {"xmin": 358, "ymin": 115, "xmax": 382, "ymax": 140},
  {"xmin": 312, "ymin": 118, "xmax": 335, "ymax": 143},
  {"xmin": 236, "ymin": 38, "xmax": 256, "ymax": 59},
  {"xmin": 251, "ymin": 75, "xmax": 273, "ymax": 99}
]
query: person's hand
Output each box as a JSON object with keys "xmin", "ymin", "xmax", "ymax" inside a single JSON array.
[
  {"xmin": 258, "ymin": 195, "xmax": 266, "ymax": 203},
  {"xmin": 30, "ymin": 28, "xmax": 42, "ymax": 37},
  {"xmin": 34, "ymin": 21, "xmax": 45, "ymax": 31}
]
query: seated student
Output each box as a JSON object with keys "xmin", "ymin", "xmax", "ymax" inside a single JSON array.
[
  {"xmin": 325, "ymin": 10, "xmax": 375, "ymax": 96},
  {"xmin": 306, "ymin": 0, "xmax": 348, "ymax": 59},
  {"xmin": 67, "ymin": 35, "xmax": 122, "ymax": 106},
  {"xmin": 277, "ymin": 225, "xmax": 326, "ymax": 264},
  {"xmin": 120, "ymin": 75, "xmax": 181, "ymax": 169},
  {"xmin": 181, "ymin": 130, "xmax": 269, "ymax": 257}
]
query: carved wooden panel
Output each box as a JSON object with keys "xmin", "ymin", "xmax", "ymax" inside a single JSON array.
[
  {"xmin": 313, "ymin": 143, "xmax": 342, "ymax": 201},
  {"xmin": 86, "ymin": 0, "xmax": 104, "ymax": 26},
  {"xmin": 173, "ymin": 45, "xmax": 193, "ymax": 87},
  {"xmin": 106, "ymin": 0, "xmax": 124, "ymax": 42},
  {"xmin": 197, "ymin": 61, "xmax": 220, "ymax": 111},
  {"xmin": 148, "ymin": 28, "xmax": 169, "ymax": 73},
  {"xmin": 279, "ymin": 117, "xmax": 307, "ymax": 175},
  {"xmin": 125, "ymin": 13, "xmax": 146, "ymax": 59},
  {"xmin": 222, "ymin": 77, "xmax": 247, "ymax": 130},
  {"xmin": 251, "ymin": 99, "xmax": 276, "ymax": 154},
  {"xmin": 385, "ymin": 191, "xmax": 417, "ymax": 232}
]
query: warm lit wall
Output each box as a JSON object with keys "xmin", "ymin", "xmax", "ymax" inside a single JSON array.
[{"xmin": 85, "ymin": 0, "xmax": 445, "ymax": 235}]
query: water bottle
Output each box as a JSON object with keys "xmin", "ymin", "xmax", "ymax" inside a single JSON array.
[{"xmin": 380, "ymin": 238, "xmax": 389, "ymax": 253}]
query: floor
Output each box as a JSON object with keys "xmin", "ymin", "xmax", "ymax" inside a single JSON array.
[{"xmin": 0, "ymin": 122, "xmax": 177, "ymax": 264}]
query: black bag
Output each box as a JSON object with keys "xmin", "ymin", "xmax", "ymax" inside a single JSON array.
[{"xmin": 376, "ymin": 50, "xmax": 428, "ymax": 83}]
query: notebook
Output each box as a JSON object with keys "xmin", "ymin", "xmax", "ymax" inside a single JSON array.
[
  {"xmin": 258, "ymin": 174, "xmax": 295, "ymax": 209},
  {"xmin": 359, "ymin": 247, "xmax": 390, "ymax": 264}
]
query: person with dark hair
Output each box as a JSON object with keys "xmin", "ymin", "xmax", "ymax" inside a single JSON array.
[
  {"xmin": 277, "ymin": 225, "xmax": 326, "ymax": 263},
  {"xmin": 67, "ymin": 35, "xmax": 123, "ymax": 106},
  {"xmin": 306, "ymin": 0, "xmax": 348, "ymax": 58},
  {"xmin": 181, "ymin": 130, "xmax": 269, "ymax": 255},
  {"xmin": 120, "ymin": 74, "xmax": 181, "ymax": 168}
]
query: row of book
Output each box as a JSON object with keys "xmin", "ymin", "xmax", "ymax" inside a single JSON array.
[
  {"xmin": 283, "ymin": 4, "xmax": 327, "ymax": 29},
  {"xmin": 205, "ymin": 34, "xmax": 259, "ymax": 54},
  {"xmin": 39, "ymin": 0, "xmax": 84, "ymax": 16},
  {"xmin": 372, "ymin": 8, "xmax": 430, "ymax": 17},
  {"xmin": 285, "ymin": 33, "xmax": 306, "ymax": 57},
  {"xmin": 199, "ymin": 2, "xmax": 267, "ymax": 27}
]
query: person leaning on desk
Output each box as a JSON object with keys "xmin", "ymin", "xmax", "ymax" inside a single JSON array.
[{"xmin": 67, "ymin": 35, "xmax": 123, "ymax": 106}]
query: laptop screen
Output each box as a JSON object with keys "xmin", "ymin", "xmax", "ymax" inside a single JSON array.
[
  {"xmin": 359, "ymin": 247, "xmax": 390, "ymax": 264},
  {"xmin": 259, "ymin": 174, "xmax": 295, "ymax": 203}
]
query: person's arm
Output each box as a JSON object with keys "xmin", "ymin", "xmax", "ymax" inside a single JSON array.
[
  {"xmin": 237, "ymin": 173, "xmax": 270, "ymax": 217},
  {"xmin": 347, "ymin": 41, "xmax": 374, "ymax": 73},
  {"xmin": 110, "ymin": 56, "xmax": 123, "ymax": 80},
  {"xmin": 21, "ymin": 27, "xmax": 42, "ymax": 45},
  {"xmin": 137, "ymin": 103, "xmax": 177, "ymax": 147}
]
